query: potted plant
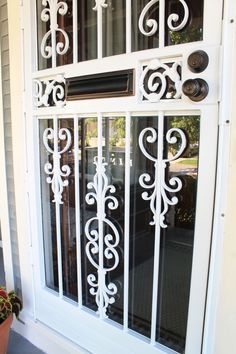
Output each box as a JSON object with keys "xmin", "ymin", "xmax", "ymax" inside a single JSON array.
[{"xmin": 0, "ymin": 286, "xmax": 23, "ymax": 354}]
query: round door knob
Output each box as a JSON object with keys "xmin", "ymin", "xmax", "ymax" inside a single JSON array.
[
  {"xmin": 182, "ymin": 78, "xmax": 209, "ymax": 102},
  {"xmin": 187, "ymin": 50, "xmax": 209, "ymax": 73}
]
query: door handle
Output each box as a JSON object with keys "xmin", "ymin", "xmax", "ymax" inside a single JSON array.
[{"xmin": 182, "ymin": 78, "xmax": 209, "ymax": 102}]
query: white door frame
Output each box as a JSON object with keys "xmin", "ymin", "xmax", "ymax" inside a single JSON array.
[{"xmin": 202, "ymin": 0, "xmax": 236, "ymax": 352}]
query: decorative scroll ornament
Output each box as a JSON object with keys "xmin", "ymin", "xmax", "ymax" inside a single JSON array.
[
  {"xmin": 92, "ymin": 0, "xmax": 108, "ymax": 11},
  {"xmin": 43, "ymin": 121, "xmax": 71, "ymax": 204},
  {"xmin": 139, "ymin": 0, "xmax": 158, "ymax": 36},
  {"xmin": 40, "ymin": 0, "xmax": 69, "ymax": 67},
  {"xmin": 167, "ymin": 0, "xmax": 189, "ymax": 31},
  {"xmin": 34, "ymin": 75, "xmax": 66, "ymax": 108},
  {"xmin": 140, "ymin": 59, "xmax": 182, "ymax": 103},
  {"xmin": 138, "ymin": 0, "xmax": 189, "ymax": 36},
  {"xmin": 139, "ymin": 117, "xmax": 187, "ymax": 228},
  {"xmin": 85, "ymin": 159, "xmax": 120, "ymax": 319}
]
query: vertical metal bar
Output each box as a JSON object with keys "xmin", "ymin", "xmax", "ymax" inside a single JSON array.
[
  {"xmin": 123, "ymin": 112, "xmax": 131, "ymax": 331},
  {"xmin": 97, "ymin": 5, "xmax": 103, "ymax": 58},
  {"xmin": 73, "ymin": 0, "xmax": 78, "ymax": 63},
  {"xmin": 159, "ymin": 0, "xmax": 165, "ymax": 48},
  {"xmin": 97, "ymin": 112, "xmax": 104, "ymax": 318},
  {"xmin": 53, "ymin": 115, "xmax": 63, "ymax": 298},
  {"xmin": 150, "ymin": 111, "xmax": 164, "ymax": 344},
  {"xmin": 126, "ymin": 0, "xmax": 132, "ymax": 53},
  {"xmin": 74, "ymin": 114, "xmax": 82, "ymax": 307},
  {"xmin": 51, "ymin": 27, "xmax": 56, "ymax": 68}
]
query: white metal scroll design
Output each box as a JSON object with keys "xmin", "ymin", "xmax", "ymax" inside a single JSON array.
[
  {"xmin": 34, "ymin": 75, "xmax": 66, "ymax": 107},
  {"xmin": 140, "ymin": 59, "xmax": 182, "ymax": 103},
  {"xmin": 40, "ymin": 0, "xmax": 69, "ymax": 67},
  {"xmin": 85, "ymin": 158, "xmax": 120, "ymax": 319},
  {"xmin": 167, "ymin": 0, "xmax": 189, "ymax": 31},
  {"xmin": 43, "ymin": 120, "xmax": 71, "ymax": 204},
  {"xmin": 139, "ymin": 0, "xmax": 189, "ymax": 36},
  {"xmin": 92, "ymin": 0, "xmax": 108, "ymax": 11},
  {"xmin": 139, "ymin": 116, "xmax": 186, "ymax": 227}
]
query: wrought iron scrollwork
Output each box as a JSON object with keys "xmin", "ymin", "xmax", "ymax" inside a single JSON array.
[
  {"xmin": 140, "ymin": 59, "xmax": 182, "ymax": 103},
  {"xmin": 34, "ymin": 75, "xmax": 66, "ymax": 107},
  {"xmin": 43, "ymin": 119, "xmax": 71, "ymax": 204},
  {"xmin": 139, "ymin": 116, "xmax": 187, "ymax": 227},
  {"xmin": 139, "ymin": 0, "xmax": 190, "ymax": 37},
  {"xmin": 40, "ymin": 0, "xmax": 69, "ymax": 67},
  {"xmin": 85, "ymin": 159, "xmax": 120, "ymax": 318}
]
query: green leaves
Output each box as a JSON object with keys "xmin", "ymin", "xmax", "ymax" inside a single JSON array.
[{"xmin": 0, "ymin": 286, "xmax": 23, "ymax": 324}]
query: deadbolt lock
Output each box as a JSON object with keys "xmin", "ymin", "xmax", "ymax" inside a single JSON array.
[{"xmin": 187, "ymin": 50, "xmax": 209, "ymax": 73}]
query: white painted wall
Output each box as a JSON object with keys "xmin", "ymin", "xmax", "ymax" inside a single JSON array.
[{"xmin": 0, "ymin": 0, "xmax": 21, "ymax": 291}]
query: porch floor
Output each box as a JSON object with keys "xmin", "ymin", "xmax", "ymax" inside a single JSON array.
[{"xmin": 0, "ymin": 248, "xmax": 45, "ymax": 354}]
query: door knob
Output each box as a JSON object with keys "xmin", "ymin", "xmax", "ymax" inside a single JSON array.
[
  {"xmin": 182, "ymin": 78, "xmax": 209, "ymax": 102},
  {"xmin": 187, "ymin": 50, "xmax": 209, "ymax": 73}
]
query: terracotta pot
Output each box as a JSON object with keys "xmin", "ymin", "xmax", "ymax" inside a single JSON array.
[{"xmin": 0, "ymin": 314, "xmax": 13, "ymax": 354}]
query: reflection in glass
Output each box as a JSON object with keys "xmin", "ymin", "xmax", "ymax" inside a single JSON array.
[
  {"xmin": 80, "ymin": 118, "xmax": 98, "ymax": 311},
  {"xmin": 165, "ymin": 0, "xmax": 204, "ymax": 45},
  {"xmin": 40, "ymin": 119, "xmax": 77, "ymax": 300},
  {"xmin": 103, "ymin": 117, "xmax": 125, "ymax": 324},
  {"xmin": 78, "ymin": 1, "xmax": 97, "ymax": 61},
  {"xmin": 37, "ymin": 0, "xmax": 73, "ymax": 70},
  {"xmin": 81, "ymin": 117, "xmax": 125, "ymax": 324},
  {"xmin": 132, "ymin": 0, "xmax": 159, "ymax": 52},
  {"xmin": 128, "ymin": 115, "xmax": 200, "ymax": 353},
  {"xmin": 128, "ymin": 116, "xmax": 156, "ymax": 338},
  {"xmin": 156, "ymin": 116, "xmax": 200, "ymax": 353},
  {"xmin": 39, "ymin": 114, "xmax": 201, "ymax": 352},
  {"xmin": 103, "ymin": 1, "xmax": 126, "ymax": 57}
]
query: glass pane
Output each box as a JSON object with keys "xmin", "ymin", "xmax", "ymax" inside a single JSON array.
[
  {"xmin": 81, "ymin": 117, "xmax": 125, "ymax": 325},
  {"xmin": 156, "ymin": 115, "xmax": 200, "ymax": 353},
  {"xmin": 78, "ymin": 1, "xmax": 97, "ymax": 61},
  {"xmin": 80, "ymin": 118, "xmax": 98, "ymax": 311},
  {"xmin": 37, "ymin": 0, "xmax": 73, "ymax": 70},
  {"xmin": 40, "ymin": 118, "xmax": 77, "ymax": 300},
  {"xmin": 128, "ymin": 116, "xmax": 156, "ymax": 338},
  {"xmin": 103, "ymin": 1, "xmax": 126, "ymax": 57},
  {"xmin": 40, "ymin": 119, "xmax": 58, "ymax": 291},
  {"xmin": 132, "ymin": 0, "xmax": 159, "ymax": 52},
  {"xmin": 165, "ymin": 0, "xmax": 204, "ymax": 45},
  {"xmin": 102, "ymin": 116, "xmax": 125, "ymax": 324},
  {"xmin": 128, "ymin": 115, "xmax": 200, "ymax": 351}
]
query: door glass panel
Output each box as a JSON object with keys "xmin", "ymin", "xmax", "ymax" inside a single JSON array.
[
  {"xmin": 128, "ymin": 115, "xmax": 200, "ymax": 353},
  {"xmin": 156, "ymin": 115, "xmax": 200, "ymax": 353},
  {"xmin": 165, "ymin": 0, "xmax": 204, "ymax": 45},
  {"xmin": 132, "ymin": 0, "xmax": 159, "ymax": 52},
  {"xmin": 81, "ymin": 116, "xmax": 125, "ymax": 324},
  {"xmin": 80, "ymin": 117, "xmax": 98, "ymax": 312},
  {"xmin": 103, "ymin": 1, "xmax": 126, "ymax": 57},
  {"xmin": 102, "ymin": 116, "xmax": 125, "ymax": 324},
  {"xmin": 37, "ymin": 0, "xmax": 73, "ymax": 69},
  {"xmin": 128, "ymin": 116, "xmax": 155, "ymax": 338},
  {"xmin": 40, "ymin": 118, "xmax": 77, "ymax": 300},
  {"xmin": 78, "ymin": 1, "xmax": 97, "ymax": 62},
  {"xmin": 36, "ymin": 0, "xmax": 204, "ymax": 69}
]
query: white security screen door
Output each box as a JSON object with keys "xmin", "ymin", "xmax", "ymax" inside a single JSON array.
[{"xmin": 26, "ymin": 0, "xmax": 222, "ymax": 353}]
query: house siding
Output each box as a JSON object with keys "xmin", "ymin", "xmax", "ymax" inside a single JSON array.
[{"xmin": 0, "ymin": 0, "xmax": 21, "ymax": 294}]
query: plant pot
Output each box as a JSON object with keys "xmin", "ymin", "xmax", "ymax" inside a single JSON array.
[{"xmin": 0, "ymin": 314, "xmax": 13, "ymax": 354}]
